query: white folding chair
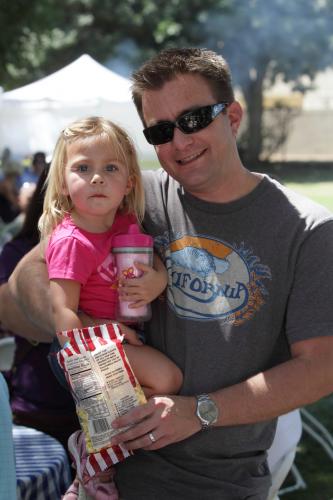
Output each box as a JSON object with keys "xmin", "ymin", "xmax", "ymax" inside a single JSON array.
[{"xmin": 267, "ymin": 410, "xmax": 303, "ymax": 500}]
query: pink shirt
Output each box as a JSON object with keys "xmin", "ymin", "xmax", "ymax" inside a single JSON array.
[{"xmin": 46, "ymin": 213, "xmax": 136, "ymax": 319}]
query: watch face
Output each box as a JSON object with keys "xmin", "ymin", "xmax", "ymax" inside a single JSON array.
[{"xmin": 197, "ymin": 396, "xmax": 218, "ymax": 426}]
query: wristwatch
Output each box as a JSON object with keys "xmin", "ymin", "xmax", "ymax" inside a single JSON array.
[{"xmin": 195, "ymin": 394, "xmax": 219, "ymax": 429}]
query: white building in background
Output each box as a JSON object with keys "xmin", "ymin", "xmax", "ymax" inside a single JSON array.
[
  {"xmin": 263, "ymin": 68, "xmax": 333, "ymax": 161},
  {"xmin": 302, "ymin": 69, "xmax": 333, "ymax": 111}
]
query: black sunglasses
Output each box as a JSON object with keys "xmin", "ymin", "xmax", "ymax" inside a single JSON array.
[{"xmin": 143, "ymin": 102, "xmax": 229, "ymax": 145}]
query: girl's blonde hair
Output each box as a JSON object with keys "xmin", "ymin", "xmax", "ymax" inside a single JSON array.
[{"xmin": 39, "ymin": 116, "xmax": 145, "ymax": 240}]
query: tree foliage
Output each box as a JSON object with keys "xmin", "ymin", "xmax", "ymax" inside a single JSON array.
[
  {"xmin": 202, "ymin": 0, "xmax": 333, "ymax": 164},
  {"xmin": 0, "ymin": 0, "xmax": 76, "ymax": 88},
  {"xmin": 2, "ymin": 0, "xmax": 332, "ymax": 163},
  {"xmin": 0, "ymin": 0, "xmax": 223, "ymax": 89}
]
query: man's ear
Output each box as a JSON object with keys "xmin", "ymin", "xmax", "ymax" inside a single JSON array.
[{"xmin": 227, "ymin": 101, "xmax": 243, "ymax": 136}]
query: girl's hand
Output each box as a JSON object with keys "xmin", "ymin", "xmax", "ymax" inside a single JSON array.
[
  {"xmin": 118, "ymin": 323, "xmax": 143, "ymax": 346},
  {"xmin": 118, "ymin": 260, "xmax": 168, "ymax": 308}
]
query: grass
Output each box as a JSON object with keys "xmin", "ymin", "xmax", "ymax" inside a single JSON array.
[
  {"xmin": 259, "ymin": 161, "xmax": 333, "ymax": 213},
  {"xmin": 284, "ymin": 182, "xmax": 333, "ymax": 213},
  {"xmin": 282, "ymin": 396, "xmax": 333, "ymax": 500}
]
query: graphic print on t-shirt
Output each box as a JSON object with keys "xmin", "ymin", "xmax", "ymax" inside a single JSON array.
[
  {"xmin": 156, "ymin": 232, "xmax": 271, "ymax": 324},
  {"xmin": 97, "ymin": 254, "xmax": 117, "ymax": 283}
]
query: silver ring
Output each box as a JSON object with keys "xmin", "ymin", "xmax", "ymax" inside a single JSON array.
[{"xmin": 148, "ymin": 432, "xmax": 156, "ymax": 443}]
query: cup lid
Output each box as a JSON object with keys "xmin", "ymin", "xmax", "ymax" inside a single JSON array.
[{"xmin": 113, "ymin": 224, "xmax": 153, "ymax": 247}]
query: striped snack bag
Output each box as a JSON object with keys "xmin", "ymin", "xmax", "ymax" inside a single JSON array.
[{"xmin": 56, "ymin": 323, "xmax": 146, "ymax": 474}]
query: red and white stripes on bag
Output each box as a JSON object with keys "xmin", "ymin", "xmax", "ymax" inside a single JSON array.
[
  {"xmin": 57, "ymin": 323, "xmax": 146, "ymax": 476},
  {"xmin": 57, "ymin": 323, "xmax": 136, "ymax": 389}
]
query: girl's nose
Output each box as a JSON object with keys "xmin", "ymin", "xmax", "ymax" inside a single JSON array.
[{"xmin": 91, "ymin": 173, "xmax": 104, "ymax": 184}]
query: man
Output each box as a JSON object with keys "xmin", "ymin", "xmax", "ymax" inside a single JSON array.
[{"xmin": 1, "ymin": 48, "xmax": 333, "ymax": 499}]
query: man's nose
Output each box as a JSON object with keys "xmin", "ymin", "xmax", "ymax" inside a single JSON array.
[{"xmin": 172, "ymin": 127, "xmax": 194, "ymax": 149}]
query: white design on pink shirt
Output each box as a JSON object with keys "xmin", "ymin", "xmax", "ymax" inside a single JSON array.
[{"xmin": 97, "ymin": 254, "xmax": 117, "ymax": 283}]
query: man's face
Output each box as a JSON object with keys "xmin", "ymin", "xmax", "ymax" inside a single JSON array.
[{"xmin": 141, "ymin": 73, "xmax": 241, "ymax": 200}]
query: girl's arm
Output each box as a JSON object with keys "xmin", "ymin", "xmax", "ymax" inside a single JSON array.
[
  {"xmin": 49, "ymin": 278, "xmax": 81, "ymax": 345},
  {"xmin": 118, "ymin": 253, "xmax": 168, "ymax": 309}
]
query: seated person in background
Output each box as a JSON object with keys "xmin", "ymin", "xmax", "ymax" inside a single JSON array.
[
  {"xmin": 0, "ymin": 373, "xmax": 16, "ymax": 499},
  {"xmin": 0, "ymin": 170, "xmax": 20, "ymax": 224},
  {"xmin": 0, "ymin": 167, "xmax": 79, "ymax": 450},
  {"xmin": 0, "ymin": 181, "xmax": 37, "ymax": 246},
  {"xmin": 18, "ymin": 181, "xmax": 37, "ymax": 212},
  {"xmin": 20, "ymin": 151, "xmax": 47, "ymax": 185}
]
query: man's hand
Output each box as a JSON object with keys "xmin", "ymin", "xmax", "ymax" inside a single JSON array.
[{"xmin": 110, "ymin": 395, "xmax": 201, "ymax": 451}]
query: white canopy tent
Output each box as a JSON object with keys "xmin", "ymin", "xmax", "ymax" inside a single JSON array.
[{"xmin": 0, "ymin": 54, "xmax": 156, "ymax": 161}]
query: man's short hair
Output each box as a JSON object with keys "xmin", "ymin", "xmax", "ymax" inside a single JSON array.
[{"xmin": 131, "ymin": 47, "xmax": 235, "ymax": 123}]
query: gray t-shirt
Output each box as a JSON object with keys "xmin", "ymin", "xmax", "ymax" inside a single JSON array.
[{"xmin": 116, "ymin": 170, "xmax": 333, "ymax": 499}]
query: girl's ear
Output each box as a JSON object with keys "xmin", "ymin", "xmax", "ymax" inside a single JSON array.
[
  {"xmin": 125, "ymin": 175, "xmax": 134, "ymax": 195},
  {"xmin": 61, "ymin": 174, "xmax": 69, "ymax": 196}
]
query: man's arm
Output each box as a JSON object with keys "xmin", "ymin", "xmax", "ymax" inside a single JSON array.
[
  {"xmin": 214, "ymin": 335, "xmax": 333, "ymax": 424},
  {"xmin": 0, "ymin": 245, "xmax": 54, "ymax": 342},
  {"xmin": 110, "ymin": 335, "xmax": 333, "ymax": 450}
]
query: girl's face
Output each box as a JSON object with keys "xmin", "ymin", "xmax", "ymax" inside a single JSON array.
[{"xmin": 63, "ymin": 136, "xmax": 132, "ymax": 230}]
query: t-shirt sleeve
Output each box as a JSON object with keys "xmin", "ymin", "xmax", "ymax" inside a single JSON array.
[
  {"xmin": 285, "ymin": 220, "xmax": 333, "ymax": 344},
  {"xmin": 46, "ymin": 236, "xmax": 95, "ymax": 285}
]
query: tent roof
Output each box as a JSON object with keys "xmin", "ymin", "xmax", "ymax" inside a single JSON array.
[
  {"xmin": 3, "ymin": 54, "xmax": 132, "ymax": 103},
  {"xmin": 0, "ymin": 55, "xmax": 156, "ymax": 159}
]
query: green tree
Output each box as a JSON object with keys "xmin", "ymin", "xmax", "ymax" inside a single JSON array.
[
  {"xmin": 0, "ymin": 0, "xmax": 224, "ymax": 89},
  {"xmin": 203, "ymin": 0, "xmax": 333, "ymax": 165},
  {"xmin": 5, "ymin": 0, "xmax": 331, "ymax": 166},
  {"xmin": 0, "ymin": 0, "xmax": 76, "ymax": 88}
]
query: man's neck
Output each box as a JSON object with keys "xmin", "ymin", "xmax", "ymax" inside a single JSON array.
[{"xmin": 186, "ymin": 168, "xmax": 264, "ymax": 204}]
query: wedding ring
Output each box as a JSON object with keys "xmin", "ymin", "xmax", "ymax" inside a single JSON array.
[{"xmin": 148, "ymin": 432, "xmax": 156, "ymax": 443}]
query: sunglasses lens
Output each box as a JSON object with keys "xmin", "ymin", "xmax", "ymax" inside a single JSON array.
[
  {"xmin": 143, "ymin": 122, "xmax": 175, "ymax": 145},
  {"xmin": 178, "ymin": 106, "xmax": 214, "ymax": 134},
  {"xmin": 143, "ymin": 103, "xmax": 227, "ymax": 145}
]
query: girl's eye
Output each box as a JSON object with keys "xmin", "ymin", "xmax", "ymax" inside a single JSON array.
[
  {"xmin": 77, "ymin": 164, "xmax": 89, "ymax": 172},
  {"xmin": 106, "ymin": 164, "xmax": 119, "ymax": 172}
]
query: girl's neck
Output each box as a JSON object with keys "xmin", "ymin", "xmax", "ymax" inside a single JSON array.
[{"xmin": 70, "ymin": 210, "xmax": 116, "ymax": 233}]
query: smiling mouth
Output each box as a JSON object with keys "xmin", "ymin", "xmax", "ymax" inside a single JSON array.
[
  {"xmin": 90, "ymin": 194, "xmax": 107, "ymax": 198},
  {"xmin": 177, "ymin": 149, "xmax": 206, "ymax": 165}
]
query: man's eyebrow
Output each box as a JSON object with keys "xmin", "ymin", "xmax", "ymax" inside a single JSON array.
[{"xmin": 153, "ymin": 105, "xmax": 202, "ymax": 125}]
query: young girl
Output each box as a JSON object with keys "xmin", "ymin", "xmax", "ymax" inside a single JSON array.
[{"xmin": 39, "ymin": 117, "xmax": 182, "ymax": 499}]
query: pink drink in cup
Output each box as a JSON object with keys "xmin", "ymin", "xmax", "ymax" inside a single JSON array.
[{"xmin": 113, "ymin": 224, "xmax": 153, "ymax": 323}]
